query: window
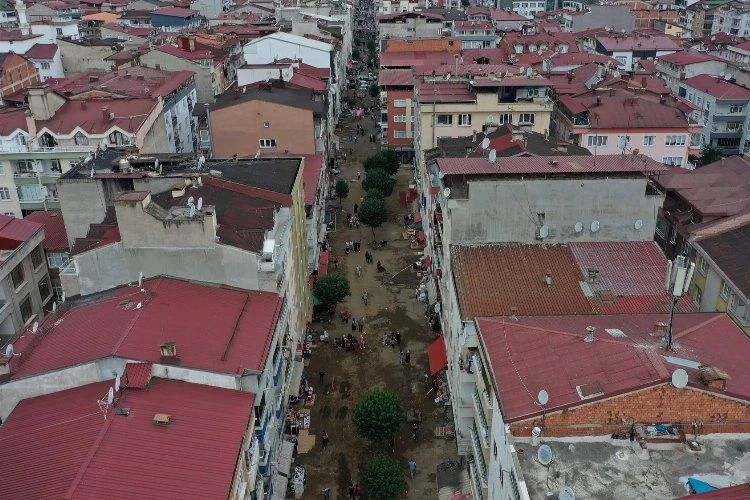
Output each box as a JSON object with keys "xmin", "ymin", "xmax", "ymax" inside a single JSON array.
[
  {"xmin": 436, "ymin": 114, "xmax": 452, "ymax": 126},
  {"xmin": 393, "ymin": 115, "xmax": 409, "ymax": 123},
  {"xmin": 587, "ymin": 135, "xmax": 608, "ymax": 147},
  {"xmin": 693, "ymin": 286, "xmax": 703, "ymax": 306},
  {"xmin": 393, "ymin": 99, "xmax": 409, "ymax": 107},
  {"xmin": 53, "ymin": 283, "xmax": 63, "ymax": 300},
  {"xmin": 47, "ymin": 252, "xmax": 67, "ymax": 268},
  {"xmin": 721, "ymin": 280, "xmax": 731, "ymax": 299},
  {"xmin": 643, "ymin": 135, "xmax": 655, "ymax": 146},
  {"xmin": 263, "ymin": 121, "xmax": 270, "ymax": 128},
  {"xmin": 458, "ymin": 114, "xmax": 472, "ymax": 126},
  {"xmin": 259, "ymin": 139, "xmax": 276, "ymax": 148},
  {"xmin": 665, "ymin": 135, "xmax": 686, "ymax": 146},
  {"xmin": 38, "ymin": 277, "xmax": 51, "ymax": 300},
  {"xmin": 662, "ymin": 156, "xmax": 683, "ymax": 166},
  {"xmin": 15, "ymin": 159, "xmax": 34, "ymax": 174},
  {"xmin": 727, "ymin": 121, "xmax": 743, "ymax": 130},
  {"xmin": 31, "ymin": 245, "xmax": 44, "ymax": 269},
  {"xmin": 40, "ymin": 61, "xmax": 50, "ymax": 70},
  {"xmin": 74, "ymin": 132, "xmax": 89, "ymax": 145},
  {"xmin": 11, "ymin": 265, "xmax": 25, "ymax": 289},
  {"xmin": 0, "ymin": 187, "xmax": 10, "ymax": 200},
  {"xmin": 698, "ymin": 255, "xmax": 709, "ymax": 274},
  {"xmin": 617, "ymin": 135, "xmax": 631, "ymax": 148},
  {"xmin": 499, "ymin": 113, "xmax": 512, "ymax": 124},
  {"xmin": 19, "ymin": 295, "xmax": 33, "ymax": 323},
  {"xmin": 730, "ymin": 105, "xmax": 744, "ymax": 113},
  {"xmin": 4, "ymin": 212, "xmax": 14, "ymax": 217},
  {"xmin": 615, "ymin": 55, "xmax": 628, "ymax": 65},
  {"xmin": 56, "ymin": 28, "xmax": 63, "ymax": 36},
  {"xmin": 394, "ymin": 130, "xmax": 411, "ymax": 138},
  {"xmin": 108, "ymin": 131, "xmax": 129, "ymax": 146},
  {"xmin": 518, "ymin": 113, "xmax": 535, "ymax": 125}
]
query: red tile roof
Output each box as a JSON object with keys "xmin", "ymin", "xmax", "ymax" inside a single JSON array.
[
  {"xmin": 380, "ymin": 51, "xmax": 458, "ymax": 68},
  {"xmin": 289, "ymin": 70, "xmax": 327, "ymax": 91},
  {"xmin": 303, "ymin": 154, "xmax": 323, "ymax": 206},
  {"xmin": 0, "ymin": 106, "xmax": 29, "ymax": 136},
  {"xmin": 7, "ymin": 277, "xmax": 283, "ymax": 379},
  {"xmin": 152, "ymin": 6, "xmax": 198, "ymax": 17},
  {"xmin": 681, "ymin": 74, "xmax": 750, "ymax": 100},
  {"xmin": 156, "ymin": 43, "xmax": 214, "ymax": 61},
  {"xmin": 657, "ymin": 51, "xmax": 721, "ymax": 66},
  {"xmin": 436, "ymin": 155, "xmax": 669, "ymax": 176},
  {"xmin": 23, "ymin": 210, "xmax": 69, "ymax": 251},
  {"xmin": 596, "ymin": 34, "xmax": 679, "ymax": 52},
  {"xmin": 478, "ymin": 313, "xmax": 750, "ymax": 421},
  {"xmin": 0, "ymin": 215, "xmax": 42, "ymax": 257},
  {"xmin": 48, "ymin": 67, "xmax": 194, "ymax": 99},
  {"xmin": 451, "ymin": 242, "xmax": 696, "ymax": 320},
  {"xmin": 23, "ymin": 43, "xmax": 58, "ymax": 60},
  {"xmin": 454, "ymin": 20, "xmax": 495, "ymax": 30},
  {"xmin": 416, "ymin": 82, "xmax": 476, "ymax": 103},
  {"xmin": 122, "ymin": 361, "xmax": 153, "ymax": 388},
  {"xmin": 378, "ymin": 68, "xmax": 415, "ymax": 87},
  {"xmin": 549, "ymin": 52, "xmax": 618, "ymax": 66},
  {"xmin": 0, "ymin": 378, "xmax": 254, "ymax": 500},
  {"xmin": 33, "ymin": 97, "xmax": 159, "ymax": 136}
]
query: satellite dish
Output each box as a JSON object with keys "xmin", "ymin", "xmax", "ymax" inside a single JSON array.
[
  {"xmin": 672, "ymin": 368, "xmax": 688, "ymax": 389},
  {"xmin": 106, "ymin": 387, "xmax": 114, "ymax": 405},
  {"xmin": 189, "ymin": 204, "xmax": 196, "ymax": 217},
  {"xmin": 52, "ymin": 301, "xmax": 57, "ymax": 313},
  {"xmin": 539, "ymin": 225, "xmax": 549, "ymax": 239},
  {"xmin": 537, "ymin": 444, "xmax": 553, "ymax": 466},
  {"xmin": 480, "ymin": 137, "xmax": 490, "ymax": 150},
  {"xmin": 538, "ymin": 389, "xmax": 549, "ymax": 406},
  {"xmin": 5, "ymin": 344, "xmax": 14, "ymax": 356},
  {"xmin": 558, "ymin": 486, "xmax": 576, "ymax": 500},
  {"xmin": 138, "ymin": 271, "xmax": 143, "ymax": 287},
  {"xmin": 634, "ymin": 219, "xmax": 643, "ymax": 230},
  {"xmin": 590, "ymin": 220, "xmax": 600, "ymax": 233},
  {"xmin": 488, "ymin": 149, "xmax": 497, "ymax": 162},
  {"xmin": 61, "ymin": 292, "xmax": 66, "ymax": 303},
  {"xmin": 196, "ymin": 197, "xmax": 203, "ymax": 211},
  {"xmin": 136, "ymin": 302, "xmax": 143, "ymax": 309},
  {"xmin": 438, "ymin": 171, "xmax": 445, "ymax": 179},
  {"xmin": 443, "ymin": 188, "xmax": 451, "ymax": 198},
  {"xmin": 32, "ymin": 321, "xmax": 38, "ymax": 333},
  {"xmin": 198, "ymin": 155, "xmax": 206, "ymax": 168},
  {"xmin": 114, "ymin": 374, "xmax": 121, "ymax": 392},
  {"xmin": 187, "ymin": 196, "xmax": 195, "ymax": 206},
  {"xmin": 574, "ymin": 222, "xmax": 583, "ymax": 233}
]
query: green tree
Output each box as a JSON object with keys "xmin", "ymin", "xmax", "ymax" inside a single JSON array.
[
  {"xmin": 379, "ymin": 148, "xmax": 400, "ymax": 175},
  {"xmin": 369, "ymin": 83, "xmax": 379, "ymax": 98},
  {"xmin": 314, "ymin": 273, "xmax": 351, "ymax": 305},
  {"xmin": 365, "ymin": 188, "xmax": 384, "ymax": 200},
  {"xmin": 367, "ymin": 40, "xmax": 377, "ymax": 53},
  {"xmin": 461, "ymin": 0, "xmax": 470, "ymax": 6},
  {"xmin": 362, "ymin": 169, "xmax": 395, "ymax": 197},
  {"xmin": 353, "ymin": 388, "xmax": 405, "ymax": 442},
  {"xmin": 363, "ymin": 153, "xmax": 389, "ymax": 173},
  {"xmin": 359, "ymin": 196, "xmax": 388, "ymax": 240},
  {"xmin": 335, "ymin": 179, "xmax": 349, "ymax": 199},
  {"xmin": 698, "ymin": 144, "xmax": 726, "ymax": 167},
  {"xmin": 352, "ymin": 48, "xmax": 361, "ymax": 61},
  {"xmin": 360, "ymin": 456, "xmax": 407, "ymax": 500}
]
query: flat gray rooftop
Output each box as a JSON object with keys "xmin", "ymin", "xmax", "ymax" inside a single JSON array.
[{"xmin": 515, "ymin": 438, "xmax": 750, "ymax": 499}]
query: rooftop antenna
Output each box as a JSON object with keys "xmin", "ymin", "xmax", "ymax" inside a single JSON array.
[
  {"xmin": 196, "ymin": 197, "xmax": 203, "ymax": 211},
  {"xmin": 443, "ymin": 187, "xmax": 451, "ymax": 199},
  {"xmin": 539, "ymin": 225, "xmax": 549, "ymax": 239},
  {"xmin": 138, "ymin": 271, "xmax": 143, "ymax": 287},
  {"xmin": 671, "ymin": 368, "xmax": 688, "ymax": 389},
  {"xmin": 61, "ymin": 291, "xmax": 66, "ymax": 303},
  {"xmin": 255, "ymin": 149, "xmax": 261, "ymax": 158},
  {"xmin": 590, "ymin": 220, "xmax": 600, "ymax": 233},
  {"xmin": 664, "ymin": 256, "xmax": 695, "ymax": 349},
  {"xmin": 574, "ymin": 222, "xmax": 583, "ymax": 233},
  {"xmin": 98, "ymin": 387, "xmax": 115, "ymax": 420},
  {"xmin": 90, "ymin": 166, "xmax": 95, "ymax": 178},
  {"xmin": 537, "ymin": 443, "xmax": 554, "ymax": 489},
  {"xmin": 32, "ymin": 321, "xmax": 38, "ymax": 333},
  {"xmin": 136, "ymin": 302, "xmax": 143, "ymax": 309}
]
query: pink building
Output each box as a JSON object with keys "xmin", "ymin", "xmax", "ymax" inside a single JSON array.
[{"xmin": 554, "ymin": 81, "xmax": 703, "ymax": 168}]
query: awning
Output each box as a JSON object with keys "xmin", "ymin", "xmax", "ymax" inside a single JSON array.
[
  {"xmin": 428, "ymin": 337, "xmax": 448, "ymax": 375},
  {"xmin": 311, "ymin": 293, "xmax": 323, "ymax": 306},
  {"xmin": 687, "ymin": 478, "xmax": 717, "ymax": 494},
  {"xmin": 413, "ymin": 212, "xmax": 423, "ymax": 223},
  {"xmin": 288, "ymin": 359, "xmax": 305, "ymax": 398},
  {"xmin": 318, "ymin": 224, "xmax": 327, "ymax": 243},
  {"xmin": 270, "ymin": 439, "xmax": 296, "ymax": 500},
  {"xmin": 318, "ymin": 250, "xmax": 330, "ymax": 277}
]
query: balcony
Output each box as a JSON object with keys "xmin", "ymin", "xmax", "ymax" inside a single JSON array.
[
  {"xmin": 472, "ymin": 389, "xmax": 490, "ymax": 447},
  {"xmin": 470, "ymin": 425, "xmax": 487, "ymax": 484},
  {"xmin": 59, "ymin": 259, "xmax": 78, "ymax": 277},
  {"xmin": 469, "ymin": 461, "xmax": 485, "ymax": 500},
  {"xmin": 711, "ymin": 125, "xmax": 743, "ymax": 137}
]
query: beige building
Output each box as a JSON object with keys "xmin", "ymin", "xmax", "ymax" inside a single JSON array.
[{"xmin": 414, "ymin": 76, "xmax": 554, "ymax": 170}]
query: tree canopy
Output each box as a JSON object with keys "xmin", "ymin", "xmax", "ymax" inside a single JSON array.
[
  {"xmin": 362, "ymin": 169, "xmax": 395, "ymax": 197},
  {"xmin": 335, "ymin": 179, "xmax": 349, "ymax": 199},
  {"xmin": 352, "ymin": 388, "xmax": 405, "ymax": 442},
  {"xmin": 360, "ymin": 456, "xmax": 407, "ymax": 500},
  {"xmin": 698, "ymin": 144, "xmax": 725, "ymax": 167},
  {"xmin": 313, "ymin": 273, "xmax": 350, "ymax": 305},
  {"xmin": 379, "ymin": 149, "xmax": 400, "ymax": 175},
  {"xmin": 364, "ymin": 188, "xmax": 384, "ymax": 200},
  {"xmin": 363, "ymin": 153, "xmax": 389, "ymax": 173},
  {"xmin": 358, "ymin": 197, "xmax": 388, "ymax": 240}
]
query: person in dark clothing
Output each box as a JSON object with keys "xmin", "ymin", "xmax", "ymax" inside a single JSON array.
[{"xmin": 405, "ymin": 350, "xmax": 411, "ymax": 364}]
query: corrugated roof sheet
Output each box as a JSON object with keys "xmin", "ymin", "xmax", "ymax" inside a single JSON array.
[
  {"xmin": 0, "ymin": 215, "xmax": 42, "ymax": 255},
  {"xmin": 378, "ymin": 68, "xmax": 415, "ymax": 87},
  {"xmin": 0, "ymin": 378, "xmax": 254, "ymax": 500},
  {"xmin": 682, "ymin": 74, "xmax": 750, "ymax": 100},
  {"xmin": 122, "ymin": 361, "xmax": 153, "ymax": 388},
  {"xmin": 23, "ymin": 210, "xmax": 69, "ymax": 250},
  {"xmin": 478, "ymin": 313, "xmax": 750, "ymax": 421},
  {"xmin": 7, "ymin": 277, "xmax": 283, "ymax": 379},
  {"xmin": 302, "ymin": 154, "xmax": 323, "ymax": 206},
  {"xmin": 437, "ymin": 154, "xmax": 669, "ymax": 176}
]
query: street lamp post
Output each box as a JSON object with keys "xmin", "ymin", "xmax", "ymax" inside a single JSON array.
[{"xmin": 664, "ymin": 256, "xmax": 696, "ymax": 350}]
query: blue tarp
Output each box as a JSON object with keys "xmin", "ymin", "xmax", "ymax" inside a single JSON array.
[{"xmin": 688, "ymin": 478, "xmax": 718, "ymax": 494}]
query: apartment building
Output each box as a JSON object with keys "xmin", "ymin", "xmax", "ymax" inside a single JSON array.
[
  {"xmin": 377, "ymin": 11, "xmax": 446, "ymax": 40},
  {"xmin": 655, "ymin": 51, "xmax": 729, "ymax": 91},
  {"xmin": 590, "ymin": 33, "xmax": 679, "ymax": 72},
  {"xmin": 678, "ymin": 74, "xmax": 750, "ymax": 155},
  {"xmin": 378, "ymin": 68, "xmax": 416, "ymax": 160}
]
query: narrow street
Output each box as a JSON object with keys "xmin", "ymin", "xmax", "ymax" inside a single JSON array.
[{"xmin": 294, "ymin": 92, "xmax": 456, "ymax": 498}]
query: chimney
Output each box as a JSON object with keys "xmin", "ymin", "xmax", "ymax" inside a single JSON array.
[
  {"xmin": 609, "ymin": 88, "xmax": 615, "ymax": 96},
  {"xmin": 641, "ymin": 76, "xmax": 647, "ymax": 88},
  {"xmin": 566, "ymin": 71, "xmax": 573, "ymax": 83},
  {"xmin": 596, "ymin": 96, "xmax": 601, "ymax": 106},
  {"xmin": 584, "ymin": 326, "xmax": 596, "ymax": 343},
  {"xmin": 699, "ymin": 366, "xmax": 729, "ymax": 391},
  {"xmin": 24, "ymin": 110, "xmax": 37, "ymax": 141},
  {"xmin": 544, "ymin": 270, "xmax": 552, "ymax": 287},
  {"xmin": 89, "ymin": 75, "xmax": 99, "ymax": 83},
  {"xmin": 125, "ymin": 70, "xmax": 131, "ymax": 78},
  {"xmin": 659, "ymin": 95, "xmax": 666, "ymax": 105},
  {"xmin": 551, "ymin": 148, "xmax": 558, "ymax": 155},
  {"xmin": 101, "ymin": 106, "xmax": 110, "ymax": 122},
  {"xmin": 27, "ymin": 86, "xmax": 64, "ymax": 120},
  {"xmin": 153, "ymin": 413, "xmax": 173, "ymax": 425},
  {"xmin": 159, "ymin": 341, "xmax": 178, "ymax": 359},
  {"xmin": 557, "ymin": 142, "xmax": 568, "ymax": 153},
  {"xmin": 512, "ymin": 128, "xmax": 524, "ymax": 142}
]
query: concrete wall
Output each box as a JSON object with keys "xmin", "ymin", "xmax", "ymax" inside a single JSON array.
[
  {"xmin": 139, "ymin": 50, "xmax": 215, "ymax": 103},
  {"xmin": 66, "ymin": 241, "xmax": 275, "ymax": 296},
  {"xmin": 447, "ymin": 177, "xmax": 663, "ymax": 244},
  {"xmin": 378, "ymin": 20, "xmax": 443, "ymax": 39},
  {"xmin": 58, "ymin": 178, "xmax": 110, "ymax": 245},
  {"xmin": 57, "ymin": 39, "xmax": 117, "ymax": 74},
  {"xmin": 237, "ymin": 66, "xmax": 294, "ymax": 87},
  {"xmin": 210, "ymin": 100, "xmax": 316, "ymax": 157}
]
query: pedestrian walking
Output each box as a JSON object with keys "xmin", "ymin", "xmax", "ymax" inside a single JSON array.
[
  {"xmin": 408, "ymin": 459, "xmax": 417, "ymax": 479},
  {"xmin": 358, "ymin": 334, "xmax": 366, "ymax": 349},
  {"xmin": 395, "ymin": 331, "xmax": 401, "ymax": 345},
  {"xmin": 348, "ymin": 483, "xmax": 355, "ymax": 499},
  {"xmin": 320, "ymin": 371, "xmax": 326, "ymax": 384},
  {"xmin": 354, "ymin": 484, "xmax": 363, "ymax": 499},
  {"xmin": 399, "ymin": 349, "xmax": 404, "ymax": 364},
  {"xmin": 359, "ymin": 318, "xmax": 364, "ymax": 332},
  {"xmin": 405, "ymin": 350, "xmax": 411, "ymax": 364},
  {"xmin": 423, "ymin": 371, "xmax": 429, "ymax": 384},
  {"xmin": 352, "ymin": 319, "xmax": 357, "ymax": 332},
  {"xmin": 355, "ymin": 264, "xmax": 362, "ymax": 277},
  {"xmin": 362, "ymin": 291, "xmax": 368, "ymax": 305},
  {"xmin": 353, "ymin": 203, "xmax": 358, "ymax": 214},
  {"xmin": 322, "ymin": 430, "xmax": 330, "ymax": 449},
  {"xmin": 322, "ymin": 487, "xmax": 331, "ymax": 499}
]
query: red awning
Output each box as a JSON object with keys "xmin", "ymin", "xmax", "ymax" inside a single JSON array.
[
  {"xmin": 122, "ymin": 362, "xmax": 153, "ymax": 389},
  {"xmin": 418, "ymin": 230, "xmax": 425, "ymax": 242},
  {"xmin": 413, "ymin": 212, "xmax": 423, "ymax": 223},
  {"xmin": 428, "ymin": 337, "xmax": 447, "ymax": 375},
  {"xmin": 318, "ymin": 250, "xmax": 330, "ymax": 277},
  {"xmin": 425, "ymin": 255, "xmax": 432, "ymax": 268}
]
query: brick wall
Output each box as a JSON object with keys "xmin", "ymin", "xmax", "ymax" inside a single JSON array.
[
  {"xmin": 0, "ymin": 54, "xmax": 41, "ymax": 98},
  {"xmin": 510, "ymin": 384, "xmax": 750, "ymax": 437}
]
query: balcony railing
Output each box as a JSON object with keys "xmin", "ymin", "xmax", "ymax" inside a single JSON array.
[
  {"xmin": 470, "ymin": 425, "xmax": 487, "ymax": 482},
  {"xmin": 469, "ymin": 461, "xmax": 485, "ymax": 500},
  {"xmin": 59, "ymin": 258, "xmax": 78, "ymax": 276},
  {"xmin": 473, "ymin": 389, "xmax": 490, "ymax": 447},
  {"xmin": 14, "ymin": 171, "xmax": 61, "ymax": 178}
]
